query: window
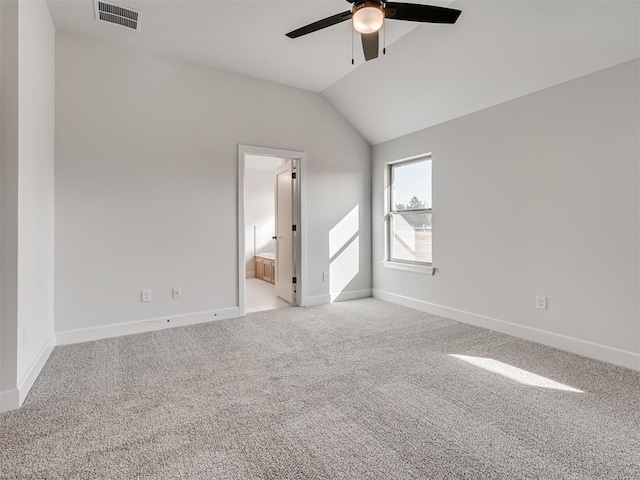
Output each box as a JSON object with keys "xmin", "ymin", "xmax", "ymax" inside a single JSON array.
[{"xmin": 386, "ymin": 155, "xmax": 432, "ymax": 269}]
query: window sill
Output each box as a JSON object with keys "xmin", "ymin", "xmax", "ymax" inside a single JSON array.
[{"xmin": 382, "ymin": 261, "xmax": 435, "ymax": 276}]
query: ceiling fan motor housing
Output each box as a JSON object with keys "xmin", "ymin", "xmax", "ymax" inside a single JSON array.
[{"xmin": 352, "ymin": 0, "xmax": 385, "ymax": 11}]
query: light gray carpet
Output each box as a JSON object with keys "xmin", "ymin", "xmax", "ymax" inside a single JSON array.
[{"xmin": 1, "ymin": 298, "xmax": 639, "ymax": 479}]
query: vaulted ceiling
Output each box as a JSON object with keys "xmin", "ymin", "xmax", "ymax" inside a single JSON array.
[
  {"xmin": 47, "ymin": 0, "xmax": 640, "ymax": 144},
  {"xmin": 47, "ymin": 0, "xmax": 427, "ymax": 91}
]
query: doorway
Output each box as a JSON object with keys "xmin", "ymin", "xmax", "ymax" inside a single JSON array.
[{"xmin": 238, "ymin": 145, "xmax": 305, "ymax": 316}]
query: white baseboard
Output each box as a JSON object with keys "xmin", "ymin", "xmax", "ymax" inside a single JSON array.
[
  {"xmin": 305, "ymin": 289, "xmax": 372, "ymax": 306},
  {"xmin": 18, "ymin": 333, "xmax": 56, "ymax": 405},
  {"xmin": 304, "ymin": 294, "xmax": 330, "ymax": 306},
  {"xmin": 373, "ymin": 289, "xmax": 640, "ymax": 372},
  {"xmin": 246, "ymin": 270, "xmax": 255, "ymax": 279},
  {"xmin": 331, "ymin": 288, "xmax": 372, "ymax": 302},
  {"xmin": 56, "ymin": 307, "xmax": 240, "ymax": 346},
  {"xmin": 0, "ymin": 388, "xmax": 19, "ymax": 413}
]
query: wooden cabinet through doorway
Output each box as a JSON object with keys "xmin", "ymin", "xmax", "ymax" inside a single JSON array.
[{"xmin": 255, "ymin": 257, "xmax": 275, "ymax": 284}]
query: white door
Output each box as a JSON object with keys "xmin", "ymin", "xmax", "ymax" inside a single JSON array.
[{"xmin": 275, "ymin": 161, "xmax": 295, "ymax": 304}]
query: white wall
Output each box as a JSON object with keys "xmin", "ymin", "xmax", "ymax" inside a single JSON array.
[
  {"xmin": 245, "ymin": 168, "xmax": 276, "ymax": 276},
  {"xmin": 1, "ymin": 0, "xmax": 56, "ymax": 412},
  {"xmin": 372, "ymin": 60, "xmax": 640, "ymax": 370},
  {"xmin": 55, "ymin": 31, "xmax": 371, "ymax": 334},
  {"xmin": 16, "ymin": 0, "xmax": 56, "ymax": 387}
]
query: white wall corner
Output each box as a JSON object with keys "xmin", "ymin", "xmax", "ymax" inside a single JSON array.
[
  {"xmin": 372, "ymin": 289, "xmax": 640, "ymax": 372},
  {"xmin": 17, "ymin": 333, "xmax": 56, "ymax": 405},
  {"xmin": 56, "ymin": 307, "xmax": 240, "ymax": 346}
]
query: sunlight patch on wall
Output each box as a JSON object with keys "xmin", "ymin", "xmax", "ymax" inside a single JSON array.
[
  {"xmin": 329, "ymin": 206, "xmax": 359, "ymax": 258},
  {"xmin": 329, "ymin": 206, "xmax": 360, "ymax": 301},
  {"xmin": 450, "ymin": 355, "xmax": 583, "ymax": 393}
]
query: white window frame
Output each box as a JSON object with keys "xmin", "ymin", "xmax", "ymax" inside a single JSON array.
[{"xmin": 383, "ymin": 154, "xmax": 435, "ymax": 275}]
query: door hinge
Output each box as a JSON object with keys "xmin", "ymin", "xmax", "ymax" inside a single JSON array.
[
  {"xmin": 292, "ymin": 224, "xmax": 297, "ymax": 232},
  {"xmin": 292, "ymin": 277, "xmax": 297, "ymax": 284}
]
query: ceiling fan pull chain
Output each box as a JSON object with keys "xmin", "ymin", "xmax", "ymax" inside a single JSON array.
[
  {"xmin": 383, "ymin": 18, "xmax": 387, "ymax": 55},
  {"xmin": 351, "ymin": 27, "xmax": 355, "ymax": 65}
]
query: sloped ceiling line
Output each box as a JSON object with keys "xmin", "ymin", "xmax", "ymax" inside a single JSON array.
[{"xmin": 47, "ymin": 0, "xmax": 640, "ymax": 145}]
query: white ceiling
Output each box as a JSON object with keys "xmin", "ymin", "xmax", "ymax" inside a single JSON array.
[
  {"xmin": 323, "ymin": 0, "xmax": 640, "ymax": 144},
  {"xmin": 47, "ymin": 0, "xmax": 639, "ymax": 145},
  {"xmin": 46, "ymin": 0, "xmax": 433, "ymax": 92}
]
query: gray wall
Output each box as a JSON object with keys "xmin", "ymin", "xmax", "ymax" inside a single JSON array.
[
  {"xmin": 0, "ymin": 0, "xmax": 55, "ymax": 411},
  {"xmin": 16, "ymin": 0, "xmax": 55, "ymax": 384},
  {"xmin": 54, "ymin": 31, "xmax": 371, "ymax": 333},
  {"xmin": 0, "ymin": 0, "xmax": 20, "ymax": 405},
  {"xmin": 372, "ymin": 60, "xmax": 640, "ymax": 369}
]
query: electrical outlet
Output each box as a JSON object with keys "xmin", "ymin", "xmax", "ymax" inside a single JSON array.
[
  {"xmin": 536, "ymin": 295, "xmax": 547, "ymax": 311},
  {"xmin": 172, "ymin": 287, "xmax": 182, "ymax": 299},
  {"xmin": 141, "ymin": 289, "xmax": 152, "ymax": 303},
  {"xmin": 322, "ymin": 272, "xmax": 329, "ymax": 282}
]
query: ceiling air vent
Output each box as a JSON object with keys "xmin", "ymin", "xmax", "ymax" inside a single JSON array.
[{"xmin": 94, "ymin": 1, "xmax": 140, "ymax": 31}]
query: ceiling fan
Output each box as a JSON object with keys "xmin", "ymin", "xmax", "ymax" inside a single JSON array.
[{"xmin": 286, "ymin": 1, "xmax": 462, "ymax": 62}]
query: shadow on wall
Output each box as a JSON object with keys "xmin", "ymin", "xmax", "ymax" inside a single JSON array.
[{"xmin": 329, "ymin": 205, "xmax": 360, "ymax": 301}]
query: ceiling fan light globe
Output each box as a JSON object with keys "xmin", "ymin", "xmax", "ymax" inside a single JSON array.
[{"xmin": 352, "ymin": 6, "xmax": 384, "ymax": 34}]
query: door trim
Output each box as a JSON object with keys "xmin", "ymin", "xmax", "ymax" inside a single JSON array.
[{"xmin": 238, "ymin": 145, "xmax": 307, "ymax": 317}]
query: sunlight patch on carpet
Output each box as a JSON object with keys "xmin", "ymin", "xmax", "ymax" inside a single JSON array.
[{"xmin": 450, "ymin": 355, "xmax": 583, "ymax": 393}]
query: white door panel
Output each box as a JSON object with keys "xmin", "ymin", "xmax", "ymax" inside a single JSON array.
[{"xmin": 275, "ymin": 162, "xmax": 294, "ymax": 304}]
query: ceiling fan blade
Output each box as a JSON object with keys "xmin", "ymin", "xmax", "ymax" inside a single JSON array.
[
  {"xmin": 385, "ymin": 2, "xmax": 462, "ymax": 24},
  {"xmin": 286, "ymin": 11, "xmax": 352, "ymax": 39},
  {"xmin": 361, "ymin": 31, "xmax": 379, "ymax": 61}
]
